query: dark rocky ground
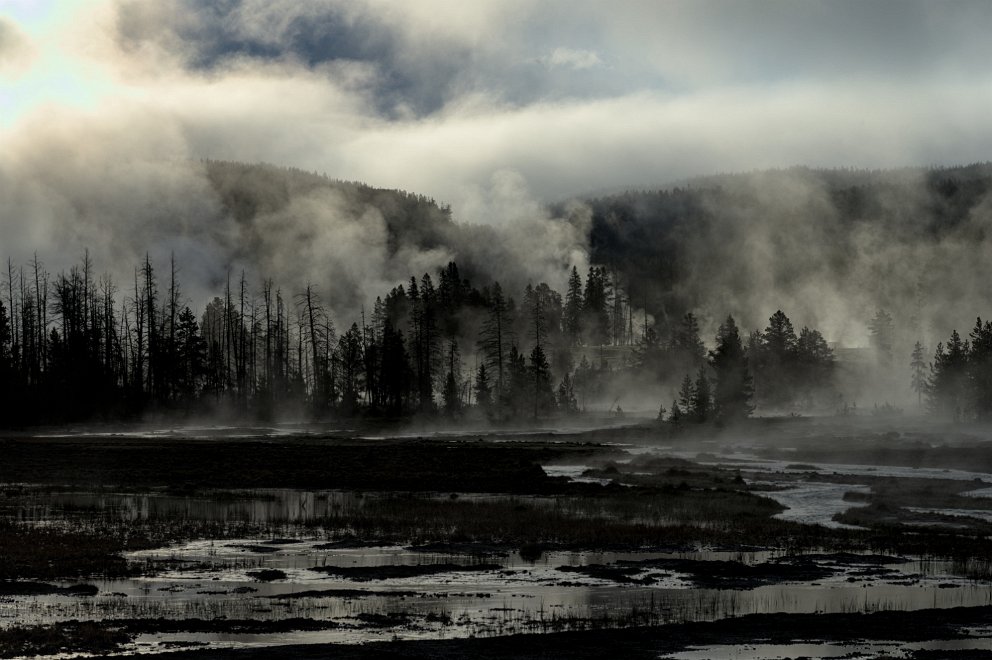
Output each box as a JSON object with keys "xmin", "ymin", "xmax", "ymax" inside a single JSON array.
[{"xmin": 113, "ymin": 606, "xmax": 992, "ymax": 659}]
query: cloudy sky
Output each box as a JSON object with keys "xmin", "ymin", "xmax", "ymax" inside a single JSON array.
[{"xmin": 3, "ymin": 0, "xmax": 992, "ymax": 216}]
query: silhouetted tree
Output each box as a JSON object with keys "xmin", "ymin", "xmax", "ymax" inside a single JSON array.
[
  {"xmin": 176, "ymin": 306, "xmax": 206, "ymax": 407},
  {"xmin": 380, "ymin": 321, "xmax": 410, "ymax": 415},
  {"xmin": 474, "ymin": 362, "xmax": 492, "ymax": 413},
  {"xmin": 691, "ymin": 365, "xmax": 712, "ymax": 422},
  {"xmin": 478, "ymin": 282, "xmax": 511, "ymax": 413},
  {"xmin": 563, "ymin": 266, "xmax": 583, "ymax": 346},
  {"xmin": 929, "ymin": 330, "xmax": 969, "ymax": 420},
  {"xmin": 753, "ymin": 310, "xmax": 797, "ymax": 407},
  {"xmin": 503, "ymin": 344, "xmax": 530, "ymax": 418},
  {"xmin": 969, "ymin": 318, "xmax": 992, "ymax": 420},
  {"xmin": 528, "ymin": 343, "xmax": 555, "ymax": 418},
  {"xmin": 794, "ymin": 326, "xmax": 835, "ymax": 408},
  {"xmin": 711, "ymin": 315, "xmax": 753, "ymax": 422},
  {"xmin": 582, "ymin": 267, "xmax": 610, "ymax": 345},
  {"xmin": 338, "ymin": 323, "xmax": 363, "ymax": 416}
]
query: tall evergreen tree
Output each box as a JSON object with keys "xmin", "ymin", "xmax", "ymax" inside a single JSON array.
[
  {"xmin": 528, "ymin": 343, "xmax": 555, "ymax": 418},
  {"xmin": 929, "ymin": 330, "xmax": 969, "ymax": 420},
  {"xmin": 969, "ymin": 318, "xmax": 992, "ymax": 419},
  {"xmin": 563, "ymin": 266, "xmax": 584, "ymax": 346},
  {"xmin": 474, "ymin": 362, "xmax": 491, "ymax": 413},
  {"xmin": 478, "ymin": 282, "xmax": 511, "ymax": 411},
  {"xmin": 794, "ymin": 326, "xmax": 835, "ymax": 408},
  {"xmin": 710, "ymin": 315, "xmax": 753, "ymax": 422},
  {"xmin": 338, "ymin": 323, "xmax": 363, "ymax": 416},
  {"xmin": 764, "ymin": 310, "xmax": 798, "ymax": 359},
  {"xmin": 691, "ymin": 365, "xmax": 712, "ymax": 422},
  {"xmin": 582, "ymin": 267, "xmax": 610, "ymax": 345},
  {"xmin": 175, "ymin": 306, "xmax": 206, "ymax": 407},
  {"xmin": 754, "ymin": 309, "xmax": 798, "ymax": 406},
  {"xmin": 380, "ymin": 321, "xmax": 410, "ymax": 415},
  {"xmin": 502, "ymin": 344, "xmax": 530, "ymax": 418}
]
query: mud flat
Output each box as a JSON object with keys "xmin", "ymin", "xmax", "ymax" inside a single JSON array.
[
  {"xmin": 3, "ymin": 420, "xmax": 992, "ymax": 657},
  {"xmin": 70, "ymin": 607, "xmax": 992, "ymax": 659}
]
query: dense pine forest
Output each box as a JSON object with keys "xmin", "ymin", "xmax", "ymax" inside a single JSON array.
[
  {"xmin": 0, "ymin": 246, "xmax": 975, "ymax": 427},
  {"xmin": 6, "ymin": 161, "xmax": 992, "ymax": 426}
]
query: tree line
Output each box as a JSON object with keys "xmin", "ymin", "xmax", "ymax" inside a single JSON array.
[
  {"xmin": 918, "ymin": 319, "xmax": 992, "ymax": 421},
  {"xmin": 0, "ymin": 252, "xmax": 842, "ymax": 427}
]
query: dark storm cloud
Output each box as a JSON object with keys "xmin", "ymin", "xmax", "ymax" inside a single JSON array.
[
  {"xmin": 111, "ymin": 0, "xmax": 633, "ymax": 117},
  {"xmin": 114, "ymin": 0, "xmax": 493, "ymax": 116}
]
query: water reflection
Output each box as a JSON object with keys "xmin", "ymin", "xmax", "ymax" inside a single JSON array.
[{"xmin": 4, "ymin": 484, "xmax": 992, "ymax": 653}]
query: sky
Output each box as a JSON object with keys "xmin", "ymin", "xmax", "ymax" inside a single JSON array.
[{"xmin": 3, "ymin": 0, "xmax": 992, "ymax": 217}]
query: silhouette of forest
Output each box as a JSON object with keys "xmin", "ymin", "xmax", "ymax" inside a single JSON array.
[
  {"xmin": 0, "ymin": 247, "xmax": 895, "ymax": 427},
  {"xmin": 6, "ymin": 162, "xmax": 992, "ymax": 426}
]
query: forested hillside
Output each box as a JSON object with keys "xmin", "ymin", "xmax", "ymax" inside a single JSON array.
[
  {"xmin": 4, "ymin": 162, "xmax": 992, "ymax": 425},
  {"xmin": 583, "ymin": 163, "xmax": 992, "ymax": 348}
]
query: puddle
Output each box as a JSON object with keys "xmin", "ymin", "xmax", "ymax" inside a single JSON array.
[
  {"xmin": 682, "ymin": 450, "xmax": 992, "ymax": 484},
  {"xmin": 542, "ymin": 465, "xmax": 614, "ymax": 485},
  {"xmin": 759, "ymin": 482, "xmax": 871, "ymax": 529},
  {"xmin": 3, "ymin": 537, "xmax": 990, "ymax": 649}
]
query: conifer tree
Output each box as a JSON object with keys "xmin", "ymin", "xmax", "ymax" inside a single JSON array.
[
  {"xmin": 969, "ymin": 318, "xmax": 992, "ymax": 419},
  {"xmin": 474, "ymin": 362, "xmax": 491, "ymax": 412},
  {"xmin": 563, "ymin": 266, "xmax": 584, "ymax": 346},
  {"xmin": 478, "ymin": 282, "xmax": 511, "ymax": 410},
  {"xmin": 710, "ymin": 315, "xmax": 753, "ymax": 422},
  {"xmin": 928, "ymin": 330, "xmax": 969, "ymax": 420},
  {"xmin": 528, "ymin": 343, "xmax": 554, "ymax": 418},
  {"xmin": 691, "ymin": 365, "xmax": 712, "ymax": 422}
]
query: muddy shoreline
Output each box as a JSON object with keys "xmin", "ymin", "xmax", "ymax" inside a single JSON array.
[{"xmin": 116, "ymin": 606, "xmax": 992, "ymax": 658}]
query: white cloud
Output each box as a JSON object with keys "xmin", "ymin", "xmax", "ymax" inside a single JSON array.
[{"xmin": 4, "ymin": 1, "xmax": 992, "ymax": 207}]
